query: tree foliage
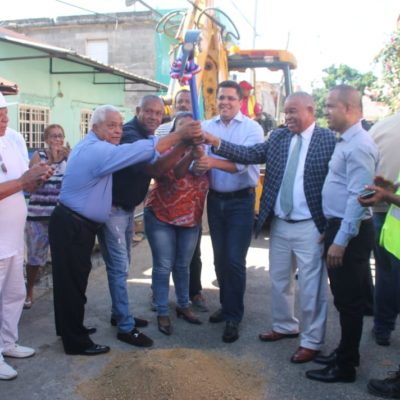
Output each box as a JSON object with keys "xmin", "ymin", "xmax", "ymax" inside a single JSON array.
[
  {"xmin": 374, "ymin": 29, "xmax": 400, "ymax": 111},
  {"xmin": 321, "ymin": 65, "xmax": 376, "ymax": 94},
  {"xmin": 312, "ymin": 64, "xmax": 377, "ymax": 124}
]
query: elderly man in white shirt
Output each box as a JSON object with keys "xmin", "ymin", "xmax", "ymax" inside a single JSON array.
[{"xmin": 0, "ymin": 93, "xmax": 52, "ymax": 380}]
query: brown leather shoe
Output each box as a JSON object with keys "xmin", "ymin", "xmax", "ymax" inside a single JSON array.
[
  {"xmin": 290, "ymin": 347, "xmax": 320, "ymax": 363},
  {"xmin": 259, "ymin": 330, "xmax": 299, "ymax": 342}
]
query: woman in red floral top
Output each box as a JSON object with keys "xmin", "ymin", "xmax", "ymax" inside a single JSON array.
[{"xmin": 144, "ymin": 112, "xmax": 209, "ymax": 336}]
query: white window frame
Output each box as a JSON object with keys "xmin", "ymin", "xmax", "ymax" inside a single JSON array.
[
  {"xmin": 80, "ymin": 109, "xmax": 93, "ymax": 138},
  {"xmin": 18, "ymin": 104, "xmax": 50, "ymax": 149}
]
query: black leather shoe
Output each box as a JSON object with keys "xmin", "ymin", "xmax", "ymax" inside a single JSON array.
[
  {"xmin": 222, "ymin": 321, "xmax": 239, "ymax": 343},
  {"xmin": 209, "ymin": 309, "xmax": 224, "ymax": 323},
  {"xmin": 306, "ymin": 364, "xmax": 356, "ymax": 383},
  {"xmin": 372, "ymin": 328, "xmax": 391, "ymax": 346},
  {"xmin": 117, "ymin": 329, "xmax": 153, "ymax": 347},
  {"xmin": 314, "ymin": 350, "xmax": 337, "ymax": 365},
  {"xmin": 110, "ymin": 317, "xmax": 149, "ymax": 328},
  {"xmin": 368, "ymin": 370, "xmax": 400, "ymax": 398},
  {"xmin": 83, "ymin": 326, "xmax": 97, "ymax": 335},
  {"xmin": 66, "ymin": 344, "xmax": 110, "ymax": 356}
]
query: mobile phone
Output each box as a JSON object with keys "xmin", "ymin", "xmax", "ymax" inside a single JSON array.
[{"xmin": 359, "ymin": 189, "xmax": 376, "ymax": 199}]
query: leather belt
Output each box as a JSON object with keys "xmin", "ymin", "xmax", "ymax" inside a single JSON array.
[
  {"xmin": 57, "ymin": 203, "xmax": 103, "ymax": 231},
  {"xmin": 279, "ymin": 217, "xmax": 312, "ymax": 224},
  {"xmin": 209, "ymin": 187, "xmax": 255, "ymax": 199}
]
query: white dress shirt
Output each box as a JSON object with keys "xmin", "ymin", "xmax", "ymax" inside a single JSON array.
[{"xmin": 274, "ymin": 123, "xmax": 315, "ymax": 220}]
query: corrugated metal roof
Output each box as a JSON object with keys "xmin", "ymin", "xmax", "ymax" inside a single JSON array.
[
  {"xmin": 0, "ymin": 27, "xmax": 167, "ymax": 91},
  {"xmin": 0, "ymin": 76, "xmax": 19, "ymax": 95}
]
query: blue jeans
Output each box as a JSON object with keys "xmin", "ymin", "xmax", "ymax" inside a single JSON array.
[
  {"xmin": 373, "ymin": 212, "xmax": 400, "ymax": 336},
  {"xmin": 144, "ymin": 208, "xmax": 200, "ymax": 316},
  {"xmin": 97, "ymin": 206, "xmax": 136, "ymax": 333},
  {"xmin": 207, "ymin": 191, "xmax": 255, "ymax": 323}
]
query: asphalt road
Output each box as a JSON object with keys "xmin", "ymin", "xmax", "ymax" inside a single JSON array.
[{"xmin": 1, "ymin": 231, "xmax": 398, "ymax": 400}]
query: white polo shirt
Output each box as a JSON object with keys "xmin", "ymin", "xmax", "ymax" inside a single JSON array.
[{"xmin": 0, "ymin": 127, "xmax": 29, "ymax": 259}]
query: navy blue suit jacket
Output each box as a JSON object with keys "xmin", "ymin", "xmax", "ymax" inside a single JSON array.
[
  {"xmin": 112, "ymin": 116, "xmax": 152, "ymax": 210},
  {"xmin": 215, "ymin": 125, "xmax": 336, "ymax": 234}
]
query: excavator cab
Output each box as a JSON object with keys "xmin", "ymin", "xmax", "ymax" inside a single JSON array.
[{"xmin": 228, "ymin": 48, "xmax": 297, "ymax": 134}]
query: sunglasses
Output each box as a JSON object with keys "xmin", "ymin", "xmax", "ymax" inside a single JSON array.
[{"xmin": 0, "ymin": 153, "xmax": 7, "ymax": 174}]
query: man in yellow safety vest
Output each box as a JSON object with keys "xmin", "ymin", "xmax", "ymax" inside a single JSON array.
[
  {"xmin": 358, "ymin": 174, "xmax": 400, "ymax": 398},
  {"xmin": 239, "ymin": 81, "xmax": 261, "ymax": 120}
]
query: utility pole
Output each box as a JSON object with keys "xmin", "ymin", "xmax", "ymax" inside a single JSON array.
[{"xmin": 251, "ymin": 0, "xmax": 258, "ymax": 89}]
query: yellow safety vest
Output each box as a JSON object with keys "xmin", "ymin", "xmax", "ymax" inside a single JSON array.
[
  {"xmin": 241, "ymin": 95, "xmax": 257, "ymax": 119},
  {"xmin": 380, "ymin": 175, "xmax": 400, "ymax": 260},
  {"xmin": 247, "ymin": 95, "xmax": 256, "ymax": 119}
]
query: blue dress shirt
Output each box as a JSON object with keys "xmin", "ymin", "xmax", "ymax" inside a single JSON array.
[
  {"xmin": 59, "ymin": 130, "xmax": 158, "ymax": 223},
  {"xmin": 322, "ymin": 121, "xmax": 379, "ymax": 246},
  {"xmin": 202, "ymin": 112, "xmax": 264, "ymax": 192}
]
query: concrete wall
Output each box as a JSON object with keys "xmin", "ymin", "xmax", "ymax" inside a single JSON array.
[
  {"xmin": 0, "ymin": 41, "xmax": 131, "ymax": 147},
  {"xmin": 5, "ymin": 12, "xmax": 161, "ymax": 111}
]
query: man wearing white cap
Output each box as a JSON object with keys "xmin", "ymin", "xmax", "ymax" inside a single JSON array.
[{"xmin": 0, "ymin": 92, "xmax": 52, "ymax": 380}]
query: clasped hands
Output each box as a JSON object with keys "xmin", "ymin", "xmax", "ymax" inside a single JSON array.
[
  {"xmin": 176, "ymin": 121, "xmax": 220, "ymax": 147},
  {"xmin": 21, "ymin": 162, "xmax": 54, "ymax": 192},
  {"xmin": 47, "ymin": 143, "xmax": 71, "ymax": 164},
  {"xmin": 175, "ymin": 122, "xmax": 220, "ymax": 175}
]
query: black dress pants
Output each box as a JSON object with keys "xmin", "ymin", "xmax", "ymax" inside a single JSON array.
[
  {"xmin": 49, "ymin": 205, "xmax": 100, "ymax": 354},
  {"xmin": 324, "ymin": 218, "xmax": 374, "ymax": 368}
]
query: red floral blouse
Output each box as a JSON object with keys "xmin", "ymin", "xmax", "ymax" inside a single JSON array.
[{"xmin": 145, "ymin": 169, "xmax": 209, "ymax": 227}]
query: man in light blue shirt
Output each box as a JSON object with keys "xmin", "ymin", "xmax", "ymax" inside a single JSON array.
[
  {"xmin": 194, "ymin": 80, "xmax": 264, "ymax": 343},
  {"xmin": 306, "ymin": 85, "xmax": 379, "ymax": 384},
  {"xmin": 49, "ymin": 104, "xmax": 202, "ymax": 356}
]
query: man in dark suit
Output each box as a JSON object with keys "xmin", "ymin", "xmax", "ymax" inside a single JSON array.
[{"xmin": 204, "ymin": 92, "xmax": 336, "ymax": 363}]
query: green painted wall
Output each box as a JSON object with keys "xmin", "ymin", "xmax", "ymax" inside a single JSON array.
[{"xmin": 0, "ymin": 41, "xmax": 131, "ymax": 147}]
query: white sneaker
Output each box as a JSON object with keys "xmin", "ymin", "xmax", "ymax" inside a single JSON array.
[
  {"xmin": 0, "ymin": 360, "xmax": 18, "ymax": 380},
  {"xmin": 3, "ymin": 344, "xmax": 35, "ymax": 359}
]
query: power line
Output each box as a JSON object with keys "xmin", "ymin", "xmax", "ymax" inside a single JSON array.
[
  {"xmin": 54, "ymin": 0, "xmax": 118, "ymax": 22},
  {"xmin": 227, "ymin": 0, "xmax": 258, "ymax": 37}
]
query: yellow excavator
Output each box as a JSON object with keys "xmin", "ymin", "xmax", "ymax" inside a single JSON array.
[
  {"xmin": 152, "ymin": 0, "xmax": 297, "ymax": 213},
  {"xmin": 155, "ymin": 0, "xmax": 297, "ymax": 125}
]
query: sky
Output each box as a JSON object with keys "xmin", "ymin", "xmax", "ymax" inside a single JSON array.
[{"xmin": 1, "ymin": 0, "xmax": 399, "ymax": 90}]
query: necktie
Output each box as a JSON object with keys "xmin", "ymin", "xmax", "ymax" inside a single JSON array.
[{"xmin": 280, "ymin": 135, "xmax": 302, "ymax": 216}]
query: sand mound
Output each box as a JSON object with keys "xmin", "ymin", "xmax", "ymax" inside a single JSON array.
[{"xmin": 77, "ymin": 348, "xmax": 264, "ymax": 400}]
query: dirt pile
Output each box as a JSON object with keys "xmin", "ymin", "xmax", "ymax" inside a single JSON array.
[{"xmin": 77, "ymin": 348, "xmax": 265, "ymax": 400}]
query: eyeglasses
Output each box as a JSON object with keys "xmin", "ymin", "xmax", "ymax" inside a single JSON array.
[
  {"xmin": 0, "ymin": 153, "xmax": 7, "ymax": 174},
  {"xmin": 217, "ymin": 95, "xmax": 239, "ymax": 102},
  {"xmin": 48, "ymin": 134, "xmax": 64, "ymax": 139}
]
